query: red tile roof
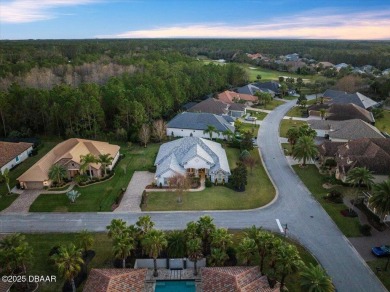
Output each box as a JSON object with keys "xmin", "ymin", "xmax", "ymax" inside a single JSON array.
[
  {"xmin": 218, "ymin": 91, "xmax": 258, "ymax": 104},
  {"xmin": 201, "ymin": 266, "xmax": 279, "ymax": 292},
  {"xmin": 0, "ymin": 141, "xmax": 33, "ymax": 169},
  {"xmin": 83, "ymin": 269, "xmax": 147, "ymax": 292}
]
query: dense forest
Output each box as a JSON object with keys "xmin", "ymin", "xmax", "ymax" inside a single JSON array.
[
  {"xmin": 0, "ymin": 52, "xmax": 247, "ymax": 140},
  {"xmin": 1, "ymin": 39, "xmax": 390, "ymax": 140}
]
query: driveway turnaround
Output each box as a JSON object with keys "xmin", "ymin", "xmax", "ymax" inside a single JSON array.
[{"xmin": 0, "ymin": 99, "xmax": 386, "ymax": 292}]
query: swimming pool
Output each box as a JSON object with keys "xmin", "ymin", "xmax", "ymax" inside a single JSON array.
[{"xmin": 155, "ymin": 280, "xmax": 196, "ymax": 292}]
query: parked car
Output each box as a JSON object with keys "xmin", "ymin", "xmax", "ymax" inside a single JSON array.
[
  {"xmin": 371, "ymin": 245, "xmax": 390, "ymax": 257},
  {"xmin": 245, "ymin": 116, "xmax": 257, "ymax": 121}
]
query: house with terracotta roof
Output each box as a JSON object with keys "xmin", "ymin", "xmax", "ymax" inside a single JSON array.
[
  {"xmin": 17, "ymin": 138, "xmax": 120, "ymax": 189},
  {"xmin": 201, "ymin": 266, "xmax": 279, "ymax": 292},
  {"xmin": 0, "ymin": 141, "xmax": 33, "ymax": 174},
  {"xmin": 154, "ymin": 137, "xmax": 230, "ymax": 185},
  {"xmin": 217, "ymin": 90, "xmax": 258, "ymax": 105},
  {"xmin": 83, "ymin": 269, "xmax": 147, "ymax": 292},
  {"xmin": 307, "ymin": 119, "xmax": 384, "ymax": 142}
]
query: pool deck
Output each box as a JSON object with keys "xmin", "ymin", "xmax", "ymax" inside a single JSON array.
[{"xmin": 145, "ymin": 269, "xmax": 201, "ymax": 291}]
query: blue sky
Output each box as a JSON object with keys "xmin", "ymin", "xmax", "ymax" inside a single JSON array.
[{"xmin": 1, "ymin": 0, "xmax": 390, "ymax": 40}]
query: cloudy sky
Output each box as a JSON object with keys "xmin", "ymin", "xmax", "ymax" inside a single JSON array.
[{"xmin": 1, "ymin": 0, "xmax": 390, "ymax": 40}]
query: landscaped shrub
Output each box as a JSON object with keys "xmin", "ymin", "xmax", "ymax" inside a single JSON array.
[
  {"xmin": 340, "ymin": 209, "xmax": 358, "ymax": 217},
  {"xmin": 205, "ymin": 179, "xmax": 212, "ymax": 188},
  {"xmin": 148, "ymin": 165, "xmax": 157, "ymax": 173},
  {"xmin": 324, "ymin": 158, "xmax": 337, "ymax": 168},
  {"xmin": 140, "ymin": 191, "xmax": 148, "ymax": 207},
  {"xmin": 359, "ymin": 224, "xmax": 372, "ymax": 236},
  {"xmin": 324, "ymin": 190, "xmax": 343, "ymax": 203}
]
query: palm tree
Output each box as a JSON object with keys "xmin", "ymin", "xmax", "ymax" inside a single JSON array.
[
  {"xmin": 185, "ymin": 221, "xmax": 200, "ymax": 241},
  {"xmin": 113, "ymin": 234, "xmax": 134, "ymax": 268},
  {"xmin": 211, "ymin": 228, "xmax": 232, "ymax": 252},
  {"xmin": 14, "ymin": 239, "xmax": 33, "ymax": 275},
  {"xmin": 203, "ymin": 125, "xmax": 218, "ymax": 140},
  {"xmin": 209, "ymin": 248, "xmax": 228, "ymax": 267},
  {"xmin": 142, "ymin": 229, "xmax": 167, "ymax": 277},
  {"xmin": 0, "ymin": 233, "xmax": 26, "ymax": 273},
  {"xmin": 286, "ymin": 127, "xmax": 299, "ymax": 150},
  {"xmin": 98, "ymin": 153, "xmax": 114, "ymax": 177},
  {"xmin": 167, "ymin": 230, "xmax": 186, "ymax": 258},
  {"xmin": 187, "ymin": 237, "xmax": 203, "ymax": 276},
  {"xmin": 51, "ymin": 244, "xmax": 84, "ymax": 292},
  {"xmin": 245, "ymin": 225, "xmax": 274, "ymax": 274},
  {"xmin": 136, "ymin": 215, "xmax": 155, "ymax": 237},
  {"xmin": 292, "ymin": 136, "xmax": 318, "ymax": 167},
  {"xmin": 300, "ymin": 263, "xmax": 335, "ymax": 292},
  {"xmin": 1, "ymin": 168, "xmax": 11, "ymax": 194},
  {"xmin": 48, "ymin": 164, "xmax": 67, "ymax": 186},
  {"xmin": 236, "ymin": 236, "xmax": 256, "ymax": 266},
  {"xmin": 346, "ymin": 167, "xmax": 374, "ymax": 189},
  {"xmin": 76, "ymin": 230, "xmax": 94, "ymax": 254},
  {"xmin": 80, "ymin": 153, "xmax": 98, "ymax": 180},
  {"xmin": 106, "ymin": 219, "xmax": 127, "ymax": 239},
  {"xmin": 320, "ymin": 108, "xmax": 326, "ymax": 120},
  {"xmin": 222, "ymin": 129, "xmax": 234, "ymax": 141},
  {"xmin": 276, "ymin": 243, "xmax": 303, "ymax": 290},
  {"xmin": 197, "ymin": 215, "xmax": 216, "ymax": 256},
  {"xmin": 369, "ymin": 179, "xmax": 390, "ymax": 222},
  {"xmin": 67, "ymin": 190, "xmax": 81, "ymax": 203}
]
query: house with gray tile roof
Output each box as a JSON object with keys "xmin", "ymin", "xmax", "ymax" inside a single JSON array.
[
  {"xmin": 237, "ymin": 84, "xmax": 276, "ymax": 98},
  {"xmin": 167, "ymin": 112, "xmax": 235, "ymax": 140},
  {"xmin": 188, "ymin": 98, "xmax": 229, "ymax": 115},
  {"xmin": 154, "ymin": 137, "xmax": 231, "ymax": 186},
  {"xmin": 307, "ymin": 119, "xmax": 384, "ymax": 142},
  {"xmin": 253, "ymin": 81, "xmax": 280, "ymax": 95},
  {"xmin": 323, "ymin": 89, "xmax": 377, "ymax": 109}
]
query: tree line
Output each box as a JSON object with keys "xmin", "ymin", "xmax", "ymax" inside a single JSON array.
[{"xmin": 0, "ymin": 54, "xmax": 247, "ymax": 139}]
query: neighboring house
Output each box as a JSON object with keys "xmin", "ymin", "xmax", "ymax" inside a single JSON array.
[
  {"xmin": 188, "ymin": 98, "xmax": 229, "ymax": 115},
  {"xmin": 254, "ymin": 81, "xmax": 281, "ymax": 95},
  {"xmin": 217, "ymin": 90, "xmax": 258, "ymax": 105},
  {"xmin": 18, "ymin": 138, "xmax": 120, "ymax": 189},
  {"xmin": 335, "ymin": 63, "xmax": 349, "ymax": 71},
  {"xmin": 285, "ymin": 60, "xmax": 307, "ymax": 72},
  {"xmin": 182, "ymin": 101, "xmax": 198, "ymax": 111},
  {"xmin": 284, "ymin": 53, "xmax": 300, "ymax": 61},
  {"xmin": 83, "ymin": 269, "xmax": 147, "ymax": 292},
  {"xmin": 333, "ymin": 138, "xmax": 390, "ymax": 183},
  {"xmin": 307, "ymin": 119, "xmax": 384, "ymax": 142},
  {"xmin": 154, "ymin": 137, "xmax": 231, "ymax": 186},
  {"xmin": 322, "ymin": 89, "xmax": 377, "ymax": 109},
  {"xmin": 237, "ymin": 84, "xmax": 276, "ymax": 98},
  {"xmin": 317, "ymin": 141, "xmax": 345, "ymax": 164},
  {"xmin": 246, "ymin": 53, "xmax": 263, "ymax": 60},
  {"xmin": 308, "ymin": 103, "xmax": 375, "ymax": 124},
  {"xmin": 201, "ymin": 266, "xmax": 280, "ymax": 292},
  {"xmin": 228, "ymin": 103, "xmax": 246, "ymax": 118},
  {"xmin": 317, "ymin": 61, "xmax": 335, "ymax": 68},
  {"xmin": 167, "ymin": 112, "xmax": 235, "ymax": 139},
  {"xmin": 0, "ymin": 141, "xmax": 33, "ymax": 174}
]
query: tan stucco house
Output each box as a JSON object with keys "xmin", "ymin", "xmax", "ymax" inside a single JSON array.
[{"xmin": 18, "ymin": 138, "xmax": 120, "ymax": 189}]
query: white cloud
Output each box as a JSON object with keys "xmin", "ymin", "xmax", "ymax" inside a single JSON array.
[
  {"xmin": 98, "ymin": 10, "xmax": 390, "ymax": 40},
  {"xmin": 0, "ymin": 0, "xmax": 100, "ymax": 23}
]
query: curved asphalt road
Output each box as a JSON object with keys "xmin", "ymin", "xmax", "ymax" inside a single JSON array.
[{"xmin": 0, "ymin": 99, "xmax": 386, "ymax": 291}]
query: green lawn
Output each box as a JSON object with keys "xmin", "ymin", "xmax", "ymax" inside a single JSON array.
[
  {"xmin": 143, "ymin": 148, "xmax": 275, "ymax": 211},
  {"xmin": 242, "ymin": 65, "xmax": 306, "ymax": 82},
  {"xmin": 281, "ymin": 143, "xmax": 292, "ymax": 155},
  {"xmin": 253, "ymin": 99, "xmax": 285, "ymax": 110},
  {"xmin": 237, "ymin": 123, "xmax": 259, "ymax": 136},
  {"xmin": 375, "ymin": 109, "xmax": 390, "ymax": 134},
  {"xmin": 0, "ymin": 141, "xmax": 58, "ymax": 211},
  {"xmin": 279, "ymin": 119, "xmax": 307, "ymax": 138},
  {"xmin": 292, "ymin": 165, "xmax": 361, "ymax": 237},
  {"xmin": 246, "ymin": 110, "xmax": 268, "ymax": 120},
  {"xmin": 22, "ymin": 233, "xmax": 112, "ymax": 292},
  {"xmin": 367, "ymin": 259, "xmax": 390, "ymax": 291},
  {"xmin": 29, "ymin": 144, "xmax": 159, "ymax": 212},
  {"xmin": 285, "ymin": 106, "xmax": 307, "ymax": 118}
]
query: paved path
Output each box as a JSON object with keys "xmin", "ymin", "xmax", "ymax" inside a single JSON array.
[
  {"xmin": 1, "ymin": 190, "xmax": 41, "ymax": 214},
  {"xmin": 114, "ymin": 171, "xmax": 154, "ymax": 212},
  {"xmin": 0, "ymin": 98, "xmax": 386, "ymax": 291}
]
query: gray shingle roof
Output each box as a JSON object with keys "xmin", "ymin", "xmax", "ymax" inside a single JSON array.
[
  {"xmin": 326, "ymin": 103, "xmax": 375, "ymax": 124},
  {"xmin": 323, "ymin": 90, "xmax": 377, "ymax": 109},
  {"xmin": 155, "ymin": 137, "xmax": 231, "ymax": 178},
  {"xmin": 254, "ymin": 81, "xmax": 280, "ymax": 94},
  {"xmin": 188, "ymin": 98, "xmax": 228, "ymax": 115},
  {"xmin": 167, "ymin": 112, "xmax": 234, "ymax": 132},
  {"xmin": 308, "ymin": 119, "xmax": 384, "ymax": 140},
  {"xmin": 237, "ymin": 84, "xmax": 262, "ymax": 95}
]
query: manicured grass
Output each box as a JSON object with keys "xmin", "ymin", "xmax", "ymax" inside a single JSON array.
[
  {"xmin": 282, "ymin": 95, "xmax": 298, "ymax": 100},
  {"xmin": 285, "ymin": 105, "xmax": 307, "ymax": 118},
  {"xmin": 279, "ymin": 119, "xmax": 307, "ymax": 138},
  {"xmin": 242, "ymin": 65, "xmax": 306, "ymax": 82},
  {"xmin": 367, "ymin": 259, "xmax": 390, "ymax": 291},
  {"xmin": 375, "ymin": 109, "xmax": 390, "ymax": 134},
  {"xmin": 23, "ymin": 233, "xmax": 112, "ymax": 292},
  {"xmin": 143, "ymin": 148, "xmax": 275, "ymax": 211},
  {"xmin": 237, "ymin": 123, "xmax": 259, "ymax": 136},
  {"xmin": 292, "ymin": 165, "xmax": 361, "ymax": 237},
  {"xmin": 0, "ymin": 193, "xmax": 19, "ymax": 211},
  {"xmin": 281, "ymin": 143, "xmax": 292, "ymax": 155},
  {"xmin": 253, "ymin": 99, "xmax": 285, "ymax": 110},
  {"xmin": 29, "ymin": 144, "xmax": 159, "ymax": 212},
  {"xmin": 246, "ymin": 110, "xmax": 268, "ymax": 120}
]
